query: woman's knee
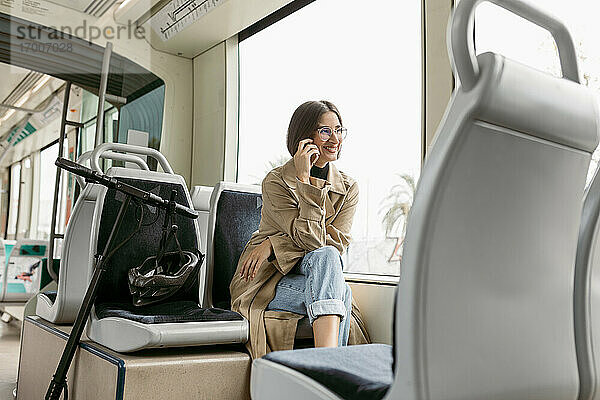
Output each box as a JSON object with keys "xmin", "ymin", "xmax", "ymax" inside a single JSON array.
[
  {"xmin": 304, "ymin": 247, "xmax": 343, "ymax": 279},
  {"xmin": 305, "ymin": 246, "xmax": 342, "ymax": 269}
]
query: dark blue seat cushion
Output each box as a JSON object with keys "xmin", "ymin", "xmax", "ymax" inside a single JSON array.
[
  {"xmin": 263, "ymin": 344, "xmax": 393, "ymax": 400},
  {"xmin": 95, "ymin": 301, "xmax": 244, "ymax": 324},
  {"xmin": 212, "ymin": 190, "xmax": 263, "ymax": 310}
]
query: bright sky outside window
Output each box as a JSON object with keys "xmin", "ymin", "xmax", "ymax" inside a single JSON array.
[
  {"xmin": 38, "ymin": 143, "xmax": 59, "ymax": 240},
  {"xmin": 7, "ymin": 163, "xmax": 21, "ymax": 239},
  {"xmin": 238, "ymin": 0, "xmax": 422, "ymax": 276},
  {"xmin": 16, "ymin": 157, "xmax": 33, "ymax": 239}
]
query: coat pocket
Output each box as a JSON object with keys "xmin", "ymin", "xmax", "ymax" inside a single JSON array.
[{"xmin": 264, "ymin": 310, "xmax": 304, "ymax": 352}]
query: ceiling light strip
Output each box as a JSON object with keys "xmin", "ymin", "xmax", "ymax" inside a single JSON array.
[{"xmin": 95, "ymin": 0, "xmax": 119, "ymax": 17}]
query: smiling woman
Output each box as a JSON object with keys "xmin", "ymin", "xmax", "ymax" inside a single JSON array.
[{"xmin": 230, "ymin": 100, "xmax": 370, "ymax": 358}]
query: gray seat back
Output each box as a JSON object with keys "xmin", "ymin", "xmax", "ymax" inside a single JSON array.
[
  {"xmin": 388, "ymin": 1, "xmax": 599, "ymax": 399},
  {"xmin": 36, "ymin": 150, "xmax": 154, "ymax": 323},
  {"xmin": 36, "ymin": 184, "xmax": 99, "ymax": 323},
  {"xmin": 574, "ymin": 169, "xmax": 600, "ymax": 400},
  {"xmin": 205, "ymin": 182, "xmax": 262, "ymax": 309},
  {"xmin": 90, "ymin": 167, "xmax": 201, "ymax": 306}
]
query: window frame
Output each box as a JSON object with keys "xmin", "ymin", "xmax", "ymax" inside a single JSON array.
[{"xmin": 238, "ymin": 0, "xmax": 316, "ymax": 43}]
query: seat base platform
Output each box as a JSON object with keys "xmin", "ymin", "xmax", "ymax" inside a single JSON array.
[{"xmin": 17, "ymin": 316, "xmax": 251, "ymax": 399}]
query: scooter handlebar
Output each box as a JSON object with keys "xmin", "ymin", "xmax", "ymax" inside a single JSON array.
[{"xmin": 55, "ymin": 157, "xmax": 198, "ymax": 219}]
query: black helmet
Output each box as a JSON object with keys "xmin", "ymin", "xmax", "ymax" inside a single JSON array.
[{"xmin": 128, "ymin": 249, "xmax": 203, "ymax": 306}]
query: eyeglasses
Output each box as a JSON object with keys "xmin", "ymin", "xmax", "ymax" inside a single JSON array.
[{"xmin": 316, "ymin": 126, "xmax": 348, "ymax": 141}]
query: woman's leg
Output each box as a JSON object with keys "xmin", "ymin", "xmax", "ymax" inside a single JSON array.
[
  {"xmin": 266, "ymin": 272, "xmax": 307, "ymax": 315},
  {"xmin": 312, "ymin": 284, "xmax": 352, "ymax": 347},
  {"xmin": 338, "ymin": 283, "xmax": 353, "ymax": 346},
  {"xmin": 299, "ymin": 246, "xmax": 351, "ymax": 347},
  {"xmin": 312, "ymin": 315, "xmax": 340, "ymax": 347}
]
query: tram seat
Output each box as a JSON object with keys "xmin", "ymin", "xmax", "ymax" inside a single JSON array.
[
  {"xmin": 36, "ymin": 184, "xmax": 100, "ymax": 323},
  {"xmin": 36, "ymin": 150, "xmax": 150, "ymax": 324},
  {"xmin": 85, "ymin": 175, "xmax": 250, "ymax": 352},
  {"xmin": 574, "ymin": 167, "xmax": 600, "ymax": 400},
  {"xmin": 205, "ymin": 181, "xmax": 313, "ymax": 340},
  {"xmin": 250, "ymin": 0, "xmax": 600, "ymax": 399},
  {"xmin": 205, "ymin": 182, "xmax": 264, "ymax": 310}
]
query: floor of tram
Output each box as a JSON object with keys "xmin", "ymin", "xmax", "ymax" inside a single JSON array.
[{"xmin": 0, "ymin": 318, "xmax": 19, "ymax": 400}]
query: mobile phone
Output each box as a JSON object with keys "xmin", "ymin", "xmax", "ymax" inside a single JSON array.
[{"xmin": 310, "ymin": 152, "xmax": 318, "ymax": 165}]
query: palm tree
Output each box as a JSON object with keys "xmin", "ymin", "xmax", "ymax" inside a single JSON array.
[
  {"xmin": 250, "ymin": 155, "xmax": 291, "ymax": 185},
  {"xmin": 266, "ymin": 155, "xmax": 291, "ymax": 171},
  {"xmin": 379, "ymin": 173, "xmax": 416, "ymax": 262}
]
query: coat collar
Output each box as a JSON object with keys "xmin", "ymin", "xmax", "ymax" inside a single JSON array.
[{"xmin": 280, "ymin": 158, "xmax": 347, "ymax": 195}]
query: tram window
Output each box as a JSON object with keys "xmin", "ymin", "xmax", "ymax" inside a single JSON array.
[
  {"xmin": 56, "ymin": 140, "xmax": 69, "ymax": 236},
  {"xmin": 0, "ymin": 170, "xmax": 8, "ymax": 239},
  {"xmin": 105, "ymin": 108, "xmax": 119, "ymax": 143},
  {"xmin": 102, "ymin": 108, "xmax": 120, "ymax": 170},
  {"xmin": 238, "ymin": 0, "xmax": 421, "ymax": 277},
  {"xmin": 16, "ymin": 157, "xmax": 33, "ymax": 239},
  {"xmin": 474, "ymin": 0, "xmax": 600, "ymax": 185},
  {"xmin": 81, "ymin": 121, "xmax": 96, "ymax": 157},
  {"xmin": 116, "ymin": 84, "xmax": 165, "ymax": 171},
  {"xmin": 79, "ymin": 89, "xmax": 117, "ymax": 162},
  {"xmin": 7, "ymin": 163, "xmax": 21, "ymax": 240},
  {"xmin": 37, "ymin": 142, "xmax": 69, "ymax": 240}
]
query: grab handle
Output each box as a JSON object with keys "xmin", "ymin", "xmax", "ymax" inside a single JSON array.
[
  {"xmin": 75, "ymin": 151, "xmax": 149, "ymax": 188},
  {"xmin": 450, "ymin": 0, "xmax": 579, "ymax": 91},
  {"xmin": 90, "ymin": 143, "xmax": 174, "ymax": 174}
]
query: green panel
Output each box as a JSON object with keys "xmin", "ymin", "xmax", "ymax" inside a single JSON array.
[
  {"xmin": 20, "ymin": 244, "xmax": 47, "ymax": 256},
  {"xmin": 7, "ymin": 282, "xmax": 26, "ymax": 293},
  {"xmin": 4, "ymin": 243, "xmax": 15, "ymax": 266},
  {"xmin": 23, "ymin": 122, "xmax": 36, "ymax": 134},
  {"xmin": 7, "ymin": 121, "xmax": 38, "ymax": 146}
]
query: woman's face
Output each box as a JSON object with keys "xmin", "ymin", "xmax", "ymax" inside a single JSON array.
[{"xmin": 312, "ymin": 111, "xmax": 342, "ymax": 168}]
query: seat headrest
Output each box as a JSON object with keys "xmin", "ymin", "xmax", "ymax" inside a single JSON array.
[
  {"xmin": 191, "ymin": 186, "xmax": 213, "ymax": 212},
  {"xmin": 472, "ymin": 52, "xmax": 599, "ymax": 153}
]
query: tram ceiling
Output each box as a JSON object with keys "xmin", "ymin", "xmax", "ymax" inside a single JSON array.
[
  {"xmin": 45, "ymin": 0, "xmax": 118, "ymax": 18},
  {"xmin": 0, "ymin": 12, "xmax": 163, "ymax": 103},
  {"xmin": 130, "ymin": 0, "xmax": 296, "ymax": 58},
  {"xmin": 0, "ymin": 64, "xmax": 31, "ymax": 103}
]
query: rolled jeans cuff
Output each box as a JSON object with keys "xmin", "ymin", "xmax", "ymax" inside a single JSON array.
[{"xmin": 307, "ymin": 299, "xmax": 347, "ymax": 324}]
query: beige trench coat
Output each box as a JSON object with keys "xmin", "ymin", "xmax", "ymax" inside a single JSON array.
[{"xmin": 230, "ymin": 158, "xmax": 370, "ymax": 359}]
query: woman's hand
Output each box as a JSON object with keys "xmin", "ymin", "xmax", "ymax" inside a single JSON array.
[
  {"xmin": 240, "ymin": 238, "xmax": 273, "ymax": 281},
  {"xmin": 294, "ymin": 138, "xmax": 320, "ymax": 183}
]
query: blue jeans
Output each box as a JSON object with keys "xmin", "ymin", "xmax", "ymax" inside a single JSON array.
[{"xmin": 266, "ymin": 246, "xmax": 352, "ymax": 346}]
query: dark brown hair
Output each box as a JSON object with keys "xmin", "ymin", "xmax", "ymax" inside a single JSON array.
[{"xmin": 286, "ymin": 100, "xmax": 343, "ymax": 157}]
